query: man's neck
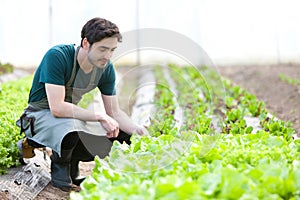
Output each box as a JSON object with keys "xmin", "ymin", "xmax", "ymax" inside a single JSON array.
[{"xmin": 77, "ymin": 47, "xmax": 93, "ymax": 74}]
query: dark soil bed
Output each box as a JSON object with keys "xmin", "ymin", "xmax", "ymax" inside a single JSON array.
[
  {"xmin": 1, "ymin": 64, "xmax": 299, "ymax": 199},
  {"xmin": 218, "ymin": 63, "xmax": 300, "ymax": 135}
]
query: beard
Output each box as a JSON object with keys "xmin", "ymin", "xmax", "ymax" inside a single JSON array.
[
  {"xmin": 88, "ymin": 54, "xmax": 108, "ymax": 68},
  {"xmin": 87, "ymin": 48, "xmax": 109, "ymax": 68}
]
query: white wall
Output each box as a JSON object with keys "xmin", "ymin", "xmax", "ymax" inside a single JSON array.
[{"xmin": 0, "ymin": 0, "xmax": 299, "ymax": 67}]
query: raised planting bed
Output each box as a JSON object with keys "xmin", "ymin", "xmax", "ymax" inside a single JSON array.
[
  {"xmin": 0, "ymin": 75, "xmax": 102, "ymax": 199},
  {"xmin": 0, "ymin": 65, "xmax": 299, "ymax": 199},
  {"xmin": 0, "ymin": 62, "xmax": 14, "ymax": 75},
  {"xmin": 0, "ymin": 76, "xmax": 33, "ymax": 174},
  {"xmin": 71, "ymin": 65, "xmax": 300, "ymax": 200}
]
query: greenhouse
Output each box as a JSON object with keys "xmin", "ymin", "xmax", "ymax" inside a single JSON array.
[{"xmin": 0, "ymin": 0, "xmax": 300, "ymax": 199}]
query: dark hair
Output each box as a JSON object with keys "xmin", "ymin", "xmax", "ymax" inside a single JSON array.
[{"xmin": 80, "ymin": 17, "xmax": 122, "ymax": 47}]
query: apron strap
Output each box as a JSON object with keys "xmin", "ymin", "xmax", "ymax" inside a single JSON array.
[
  {"xmin": 67, "ymin": 46, "xmax": 98, "ymax": 87},
  {"xmin": 89, "ymin": 67, "xmax": 98, "ymax": 85},
  {"xmin": 66, "ymin": 46, "xmax": 80, "ymax": 87}
]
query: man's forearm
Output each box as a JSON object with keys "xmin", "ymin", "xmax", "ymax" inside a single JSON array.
[
  {"xmin": 50, "ymin": 101, "xmax": 107, "ymax": 122},
  {"xmin": 111, "ymin": 110, "xmax": 140, "ymax": 134}
]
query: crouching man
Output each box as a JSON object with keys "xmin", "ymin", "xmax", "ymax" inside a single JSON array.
[{"xmin": 17, "ymin": 17, "xmax": 148, "ymax": 192}]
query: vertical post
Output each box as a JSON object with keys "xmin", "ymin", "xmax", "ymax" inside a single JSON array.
[
  {"xmin": 136, "ymin": 0, "xmax": 141, "ymax": 66},
  {"xmin": 49, "ymin": 0, "xmax": 53, "ymax": 47},
  {"xmin": 275, "ymin": 30, "xmax": 281, "ymax": 65},
  {"xmin": 274, "ymin": 1, "xmax": 281, "ymax": 66}
]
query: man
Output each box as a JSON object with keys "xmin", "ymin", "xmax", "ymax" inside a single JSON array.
[{"xmin": 17, "ymin": 17, "xmax": 148, "ymax": 192}]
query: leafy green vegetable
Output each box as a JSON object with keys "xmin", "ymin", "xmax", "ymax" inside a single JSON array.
[{"xmin": 71, "ymin": 65, "xmax": 299, "ymax": 199}]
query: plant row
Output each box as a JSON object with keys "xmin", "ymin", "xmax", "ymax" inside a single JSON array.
[
  {"xmin": 71, "ymin": 65, "xmax": 299, "ymax": 199},
  {"xmin": 0, "ymin": 76, "xmax": 95, "ymax": 174},
  {"xmin": 0, "ymin": 61, "xmax": 14, "ymax": 75}
]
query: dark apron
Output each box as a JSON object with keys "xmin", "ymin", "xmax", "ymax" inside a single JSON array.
[{"xmin": 18, "ymin": 46, "xmax": 113, "ymax": 158}]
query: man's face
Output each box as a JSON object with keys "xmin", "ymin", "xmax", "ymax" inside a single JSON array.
[{"xmin": 87, "ymin": 37, "xmax": 118, "ymax": 68}]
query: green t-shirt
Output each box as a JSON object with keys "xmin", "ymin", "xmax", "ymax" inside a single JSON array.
[{"xmin": 28, "ymin": 44, "xmax": 116, "ymax": 103}]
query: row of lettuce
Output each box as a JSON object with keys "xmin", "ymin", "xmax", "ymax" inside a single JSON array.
[
  {"xmin": 0, "ymin": 65, "xmax": 299, "ymax": 199},
  {"xmin": 72, "ymin": 65, "xmax": 299, "ymax": 200},
  {"xmin": 0, "ymin": 75, "xmax": 95, "ymax": 174},
  {"xmin": 0, "ymin": 76, "xmax": 31, "ymax": 174},
  {"xmin": 0, "ymin": 61, "xmax": 14, "ymax": 75}
]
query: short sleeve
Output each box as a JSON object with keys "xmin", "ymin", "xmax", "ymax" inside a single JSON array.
[
  {"xmin": 98, "ymin": 62, "xmax": 116, "ymax": 95},
  {"xmin": 39, "ymin": 48, "xmax": 68, "ymax": 85}
]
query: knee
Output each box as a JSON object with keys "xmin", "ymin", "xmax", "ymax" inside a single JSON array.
[
  {"xmin": 109, "ymin": 130, "xmax": 131, "ymax": 145},
  {"xmin": 61, "ymin": 132, "xmax": 79, "ymax": 150}
]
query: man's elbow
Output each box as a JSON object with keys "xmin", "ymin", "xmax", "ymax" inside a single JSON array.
[
  {"xmin": 106, "ymin": 111, "xmax": 114, "ymax": 118},
  {"xmin": 107, "ymin": 109, "xmax": 121, "ymax": 119},
  {"xmin": 49, "ymin": 105, "xmax": 64, "ymax": 118}
]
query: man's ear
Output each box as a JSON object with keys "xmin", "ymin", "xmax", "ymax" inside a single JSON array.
[{"xmin": 82, "ymin": 38, "xmax": 90, "ymax": 49}]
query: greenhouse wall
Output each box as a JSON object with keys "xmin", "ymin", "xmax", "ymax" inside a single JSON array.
[{"xmin": 0, "ymin": 0, "xmax": 299, "ymax": 67}]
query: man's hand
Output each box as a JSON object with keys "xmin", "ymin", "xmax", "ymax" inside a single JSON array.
[
  {"xmin": 134, "ymin": 125, "xmax": 149, "ymax": 136},
  {"xmin": 98, "ymin": 115, "xmax": 119, "ymax": 138}
]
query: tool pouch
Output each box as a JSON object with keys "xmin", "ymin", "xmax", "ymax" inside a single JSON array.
[{"xmin": 16, "ymin": 106, "xmax": 40, "ymax": 136}]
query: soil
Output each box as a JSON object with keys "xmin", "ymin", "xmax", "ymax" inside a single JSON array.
[
  {"xmin": 0, "ymin": 64, "xmax": 299, "ymax": 199},
  {"xmin": 218, "ymin": 63, "xmax": 300, "ymax": 135}
]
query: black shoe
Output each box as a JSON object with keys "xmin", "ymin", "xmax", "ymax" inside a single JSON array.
[
  {"xmin": 51, "ymin": 181, "xmax": 81, "ymax": 192},
  {"xmin": 72, "ymin": 176, "xmax": 86, "ymax": 186}
]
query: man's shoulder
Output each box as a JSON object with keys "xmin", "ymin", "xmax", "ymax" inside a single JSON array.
[
  {"xmin": 39, "ymin": 44, "xmax": 76, "ymax": 73},
  {"xmin": 49, "ymin": 44, "xmax": 76, "ymax": 55}
]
